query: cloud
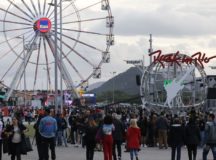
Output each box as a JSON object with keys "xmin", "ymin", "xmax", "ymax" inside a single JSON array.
[{"xmin": 111, "ymin": 0, "xmax": 216, "ymax": 37}]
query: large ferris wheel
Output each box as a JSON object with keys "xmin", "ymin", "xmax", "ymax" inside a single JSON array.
[{"xmin": 0, "ymin": 0, "xmax": 114, "ymax": 101}]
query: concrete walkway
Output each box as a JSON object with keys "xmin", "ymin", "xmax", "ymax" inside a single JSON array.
[{"xmin": 2, "ymin": 144, "xmax": 214, "ymax": 160}]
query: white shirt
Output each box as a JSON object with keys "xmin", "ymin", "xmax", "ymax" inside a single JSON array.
[{"xmin": 12, "ymin": 126, "xmax": 21, "ymax": 143}]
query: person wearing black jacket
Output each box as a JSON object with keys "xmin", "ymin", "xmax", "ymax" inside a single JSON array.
[
  {"xmin": 84, "ymin": 117, "xmax": 97, "ymax": 160},
  {"xmin": 34, "ymin": 114, "xmax": 44, "ymax": 160},
  {"xmin": 137, "ymin": 115, "xmax": 148, "ymax": 147},
  {"xmin": 68, "ymin": 112, "xmax": 77, "ymax": 144},
  {"xmin": 168, "ymin": 117, "xmax": 185, "ymax": 160},
  {"xmin": 112, "ymin": 113, "xmax": 125, "ymax": 160},
  {"xmin": 4, "ymin": 116, "xmax": 27, "ymax": 160},
  {"xmin": 185, "ymin": 118, "xmax": 200, "ymax": 160}
]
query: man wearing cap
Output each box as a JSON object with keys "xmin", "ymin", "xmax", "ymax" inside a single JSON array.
[{"xmin": 39, "ymin": 108, "xmax": 57, "ymax": 160}]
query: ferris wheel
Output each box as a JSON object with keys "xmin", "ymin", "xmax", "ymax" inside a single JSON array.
[{"xmin": 0, "ymin": 0, "xmax": 114, "ymax": 101}]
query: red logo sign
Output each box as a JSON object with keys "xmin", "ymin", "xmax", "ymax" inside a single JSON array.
[
  {"xmin": 149, "ymin": 50, "xmax": 216, "ymax": 68},
  {"xmin": 36, "ymin": 18, "xmax": 52, "ymax": 33}
]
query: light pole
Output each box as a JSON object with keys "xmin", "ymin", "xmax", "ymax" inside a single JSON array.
[
  {"xmin": 49, "ymin": 0, "xmax": 72, "ymax": 113},
  {"xmin": 111, "ymin": 71, "xmax": 116, "ymax": 103},
  {"xmin": 53, "ymin": 0, "xmax": 58, "ymax": 113}
]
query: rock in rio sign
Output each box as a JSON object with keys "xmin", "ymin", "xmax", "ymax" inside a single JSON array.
[{"xmin": 149, "ymin": 50, "xmax": 216, "ymax": 68}]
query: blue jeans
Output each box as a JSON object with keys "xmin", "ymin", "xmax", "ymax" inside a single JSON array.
[
  {"xmin": 203, "ymin": 144, "xmax": 216, "ymax": 160},
  {"xmin": 56, "ymin": 131, "xmax": 63, "ymax": 145},
  {"xmin": 200, "ymin": 131, "xmax": 205, "ymax": 147},
  {"xmin": 129, "ymin": 149, "xmax": 138, "ymax": 160},
  {"xmin": 171, "ymin": 145, "xmax": 181, "ymax": 160}
]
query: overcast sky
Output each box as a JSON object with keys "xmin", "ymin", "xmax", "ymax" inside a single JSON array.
[
  {"xmin": 0, "ymin": 0, "xmax": 216, "ymax": 89},
  {"xmin": 102, "ymin": 0, "xmax": 216, "ymax": 81}
]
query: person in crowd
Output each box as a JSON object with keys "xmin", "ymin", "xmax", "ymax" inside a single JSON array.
[
  {"xmin": 112, "ymin": 112, "xmax": 125, "ymax": 160},
  {"xmin": 168, "ymin": 117, "xmax": 185, "ymax": 160},
  {"xmin": 55, "ymin": 113, "xmax": 68, "ymax": 147},
  {"xmin": 126, "ymin": 118, "xmax": 141, "ymax": 160},
  {"xmin": 33, "ymin": 114, "xmax": 44, "ymax": 160},
  {"xmin": 156, "ymin": 112, "xmax": 169, "ymax": 149},
  {"xmin": 102, "ymin": 115, "xmax": 115, "ymax": 160},
  {"xmin": 185, "ymin": 118, "xmax": 200, "ymax": 160},
  {"xmin": 4, "ymin": 116, "xmax": 27, "ymax": 160},
  {"xmin": 147, "ymin": 113, "xmax": 157, "ymax": 147},
  {"xmin": 39, "ymin": 108, "xmax": 57, "ymax": 160},
  {"xmin": 137, "ymin": 114, "xmax": 148, "ymax": 148},
  {"xmin": 84, "ymin": 117, "xmax": 97, "ymax": 160},
  {"xmin": 0, "ymin": 117, "xmax": 3, "ymax": 160},
  {"xmin": 61, "ymin": 114, "xmax": 68, "ymax": 147},
  {"xmin": 68, "ymin": 111, "xmax": 77, "ymax": 144},
  {"xmin": 198, "ymin": 115, "xmax": 205, "ymax": 147},
  {"xmin": 203, "ymin": 113, "xmax": 216, "ymax": 160}
]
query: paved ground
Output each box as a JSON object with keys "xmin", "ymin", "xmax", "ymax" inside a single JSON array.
[{"xmin": 2, "ymin": 144, "xmax": 214, "ymax": 160}]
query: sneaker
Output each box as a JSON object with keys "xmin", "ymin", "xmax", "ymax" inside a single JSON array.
[{"xmin": 75, "ymin": 144, "xmax": 79, "ymax": 147}]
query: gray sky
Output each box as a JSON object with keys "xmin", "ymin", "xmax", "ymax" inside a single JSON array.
[
  {"xmin": 103, "ymin": 0, "xmax": 216, "ymax": 81},
  {"xmin": 0, "ymin": 0, "xmax": 216, "ymax": 90}
]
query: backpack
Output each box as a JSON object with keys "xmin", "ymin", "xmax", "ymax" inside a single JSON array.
[{"xmin": 61, "ymin": 118, "xmax": 67, "ymax": 130}]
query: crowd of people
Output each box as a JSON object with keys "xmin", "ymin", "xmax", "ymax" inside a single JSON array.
[{"xmin": 0, "ymin": 97, "xmax": 215, "ymax": 160}]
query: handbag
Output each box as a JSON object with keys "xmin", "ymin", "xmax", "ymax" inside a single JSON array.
[
  {"xmin": 24, "ymin": 136, "xmax": 33, "ymax": 152},
  {"xmin": 95, "ymin": 127, "xmax": 104, "ymax": 142},
  {"xmin": 3, "ymin": 138, "xmax": 9, "ymax": 153}
]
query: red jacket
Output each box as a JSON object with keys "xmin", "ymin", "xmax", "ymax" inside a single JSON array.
[{"xmin": 126, "ymin": 127, "xmax": 141, "ymax": 149}]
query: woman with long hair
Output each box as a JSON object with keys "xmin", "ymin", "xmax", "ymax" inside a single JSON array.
[
  {"xmin": 4, "ymin": 116, "xmax": 27, "ymax": 160},
  {"xmin": 85, "ymin": 117, "xmax": 98, "ymax": 160},
  {"xmin": 102, "ymin": 115, "xmax": 115, "ymax": 160},
  {"xmin": 126, "ymin": 119, "xmax": 141, "ymax": 160}
]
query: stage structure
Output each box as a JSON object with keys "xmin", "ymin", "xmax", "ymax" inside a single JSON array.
[
  {"xmin": 140, "ymin": 50, "xmax": 212, "ymax": 108},
  {"xmin": 0, "ymin": 0, "xmax": 114, "ymax": 101}
]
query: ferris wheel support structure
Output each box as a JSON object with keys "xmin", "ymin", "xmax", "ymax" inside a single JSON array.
[
  {"xmin": 4, "ymin": 34, "xmax": 39, "ymax": 101},
  {"xmin": 46, "ymin": 36, "xmax": 79, "ymax": 98}
]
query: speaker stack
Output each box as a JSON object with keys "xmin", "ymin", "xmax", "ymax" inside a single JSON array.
[{"xmin": 207, "ymin": 76, "xmax": 216, "ymax": 109}]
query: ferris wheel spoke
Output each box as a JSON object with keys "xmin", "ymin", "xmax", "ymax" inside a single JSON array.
[
  {"xmin": 47, "ymin": 0, "xmax": 60, "ymax": 19},
  {"xmin": 48, "ymin": 0, "xmax": 74, "ymax": 19},
  {"xmin": 42, "ymin": 0, "xmax": 47, "ymax": 16},
  {"xmin": 54, "ymin": 37, "xmax": 96, "ymax": 67},
  {"xmin": 60, "ymin": 28, "xmax": 107, "ymax": 36},
  {"xmin": 38, "ymin": 0, "xmax": 42, "ymax": 17},
  {"xmin": 0, "ymin": 30, "xmax": 34, "ymax": 45},
  {"xmin": 59, "ymin": 1, "xmax": 101, "ymax": 20},
  {"xmin": 56, "ymin": 1, "xmax": 73, "ymax": 18},
  {"xmin": 0, "ymin": 27, "xmax": 32, "ymax": 33},
  {"xmin": 0, "ymin": 8, "xmax": 32, "ymax": 23},
  {"xmin": 6, "ymin": 0, "xmax": 34, "ymax": 20},
  {"xmin": 57, "ymin": 32, "xmax": 104, "ymax": 53},
  {"xmin": 43, "ymin": 37, "xmax": 52, "ymax": 87},
  {"xmin": 33, "ymin": 37, "xmax": 42, "ymax": 90},
  {"xmin": 21, "ymin": 0, "xmax": 37, "ymax": 18},
  {"xmin": 0, "ymin": 51, "xmax": 23, "ymax": 81},
  {"xmin": 45, "ymin": 0, "xmax": 54, "ymax": 17},
  {"xmin": 0, "ymin": 19, "xmax": 32, "ymax": 26},
  {"xmin": 55, "ymin": 42, "xmax": 85, "ymax": 81},
  {"xmin": 30, "ymin": 0, "xmax": 39, "ymax": 18},
  {"xmin": 46, "ymin": 37, "xmax": 79, "ymax": 95},
  {"xmin": 0, "ymin": 41, "xmax": 23, "ymax": 60},
  {"xmin": 56, "ymin": 17, "xmax": 107, "ymax": 25}
]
